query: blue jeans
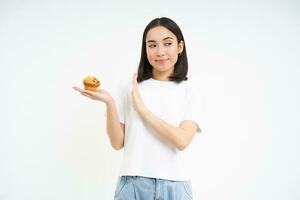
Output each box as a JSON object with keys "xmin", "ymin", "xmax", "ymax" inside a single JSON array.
[{"xmin": 114, "ymin": 176, "xmax": 193, "ymax": 200}]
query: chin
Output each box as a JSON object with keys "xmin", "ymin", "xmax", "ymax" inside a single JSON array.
[{"xmin": 152, "ymin": 65, "xmax": 173, "ymax": 71}]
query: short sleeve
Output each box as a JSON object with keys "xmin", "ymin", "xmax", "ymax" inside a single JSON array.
[{"xmin": 182, "ymin": 86, "xmax": 204, "ymax": 134}]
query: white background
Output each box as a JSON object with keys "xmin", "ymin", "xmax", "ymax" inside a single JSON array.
[{"xmin": 0, "ymin": 0, "xmax": 299, "ymax": 199}]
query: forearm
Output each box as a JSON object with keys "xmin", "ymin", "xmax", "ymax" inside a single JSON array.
[
  {"xmin": 105, "ymin": 99, "xmax": 124, "ymax": 150},
  {"xmin": 139, "ymin": 108, "xmax": 188, "ymax": 150}
]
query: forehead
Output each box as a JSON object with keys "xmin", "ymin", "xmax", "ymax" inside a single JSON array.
[{"xmin": 146, "ymin": 26, "xmax": 177, "ymax": 42}]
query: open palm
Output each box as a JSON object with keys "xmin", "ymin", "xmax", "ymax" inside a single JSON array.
[{"xmin": 72, "ymin": 86, "xmax": 112, "ymax": 104}]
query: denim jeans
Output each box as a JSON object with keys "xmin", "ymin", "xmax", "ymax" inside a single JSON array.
[{"xmin": 114, "ymin": 176, "xmax": 193, "ymax": 200}]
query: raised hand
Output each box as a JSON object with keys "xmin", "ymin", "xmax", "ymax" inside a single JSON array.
[{"xmin": 131, "ymin": 73, "xmax": 147, "ymax": 115}]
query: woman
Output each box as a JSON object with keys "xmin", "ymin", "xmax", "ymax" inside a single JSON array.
[{"xmin": 73, "ymin": 17, "xmax": 202, "ymax": 200}]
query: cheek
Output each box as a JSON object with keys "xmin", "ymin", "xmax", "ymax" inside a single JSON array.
[
  {"xmin": 146, "ymin": 49, "xmax": 155, "ymax": 61},
  {"xmin": 169, "ymin": 49, "xmax": 179, "ymax": 61}
]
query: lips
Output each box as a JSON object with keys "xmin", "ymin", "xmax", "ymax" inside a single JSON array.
[{"xmin": 155, "ymin": 59, "xmax": 168, "ymax": 62}]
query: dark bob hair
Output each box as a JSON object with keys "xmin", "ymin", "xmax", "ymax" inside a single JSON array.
[{"xmin": 137, "ymin": 17, "xmax": 188, "ymax": 83}]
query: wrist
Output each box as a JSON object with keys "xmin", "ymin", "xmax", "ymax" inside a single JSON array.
[
  {"xmin": 105, "ymin": 95, "xmax": 114, "ymax": 106},
  {"xmin": 138, "ymin": 106, "xmax": 149, "ymax": 117}
]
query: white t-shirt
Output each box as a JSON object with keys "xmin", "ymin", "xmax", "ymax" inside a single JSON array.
[{"xmin": 114, "ymin": 78, "xmax": 203, "ymax": 181}]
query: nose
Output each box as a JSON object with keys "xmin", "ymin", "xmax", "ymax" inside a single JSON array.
[{"xmin": 156, "ymin": 46, "xmax": 165, "ymax": 57}]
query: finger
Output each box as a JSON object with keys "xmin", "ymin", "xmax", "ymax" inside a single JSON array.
[
  {"xmin": 83, "ymin": 90, "xmax": 96, "ymax": 96},
  {"xmin": 132, "ymin": 74, "xmax": 135, "ymax": 85},
  {"xmin": 133, "ymin": 73, "xmax": 138, "ymax": 84},
  {"xmin": 82, "ymin": 92, "xmax": 93, "ymax": 99},
  {"xmin": 134, "ymin": 73, "xmax": 138, "ymax": 83},
  {"xmin": 133, "ymin": 73, "xmax": 139, "ymax": 89},
  {"xmin": 73, "ymin": 86, "xmax": 84, "ymax": 93}
]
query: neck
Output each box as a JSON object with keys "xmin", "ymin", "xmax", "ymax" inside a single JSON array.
[{"xmin": 152, "ymin": 68, "xmax": 174, "ymax": 81}]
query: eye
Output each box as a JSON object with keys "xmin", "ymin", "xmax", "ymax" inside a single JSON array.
[
  {"xmin": 165, "ymin": 43, "xmax": 172, "ymax": 46},
  {"xmin": 148, "ymin": 44, "xmax": 156, "ymax": 48}
]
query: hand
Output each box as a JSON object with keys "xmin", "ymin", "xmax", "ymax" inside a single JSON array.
[
  {"xmin": 131, "ymin": 73, "xmax": 147, "ymax": 115},
  {"xmin": 72, "ymin": 86, "xmax": 113, "ymax": 104}
]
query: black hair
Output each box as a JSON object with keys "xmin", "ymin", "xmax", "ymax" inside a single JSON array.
[{"xmin": 137, "ymin": 17, "xmax": 188, "ymax": 83}]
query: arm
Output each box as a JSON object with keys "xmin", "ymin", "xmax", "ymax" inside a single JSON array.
[
  {"xmin": 105, "ymin": 98, "xmax": 125, "ymax": 151},
  {"xmin": 72, "ymin": 86, "xmax": 125, "ymax": 151},
  {"xmin": 131, "ymin": 74, "xmax": 199, "ymax": 151},
  {"xmin": 139, "ymin": 108, "xmax": 199, "ymax": 151}
]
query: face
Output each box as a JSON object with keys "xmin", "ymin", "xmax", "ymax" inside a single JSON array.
[{"xmin": 145, "ymin": 26, "xmax": 184, "ymax": 78}]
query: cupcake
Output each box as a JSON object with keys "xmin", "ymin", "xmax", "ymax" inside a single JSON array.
[{"xmin": 83, "ymin": 76, "xmax": 101, "ymax": 92}]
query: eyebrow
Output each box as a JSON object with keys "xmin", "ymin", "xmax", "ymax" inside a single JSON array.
[{"xmin": 146, "ymin": 37, "xmax": 174, "ymax": 43}]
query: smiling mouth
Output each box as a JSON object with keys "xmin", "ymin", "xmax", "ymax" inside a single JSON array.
[{"xmin": 155, "ymin": 59, "xmax": 168, "ymax": 62}]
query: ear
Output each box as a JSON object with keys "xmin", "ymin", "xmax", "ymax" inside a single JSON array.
[{"xmin": 178, "ymin": 40, "xmax": 184, "ymax": 54}]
